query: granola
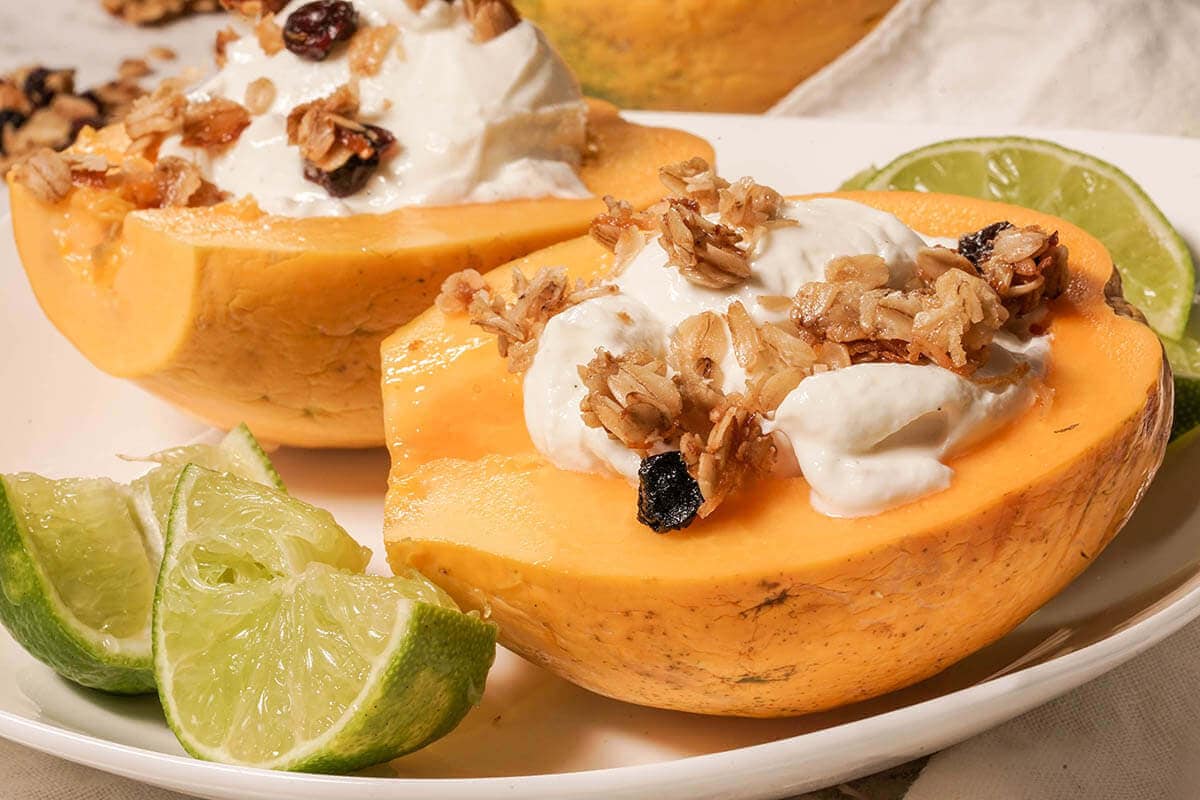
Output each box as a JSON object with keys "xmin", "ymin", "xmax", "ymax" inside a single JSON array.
[
  {"xmin": 579, "ymin": 349, "xmax": 682, "ymax": 451},
  {"xmin": 285, "ymin": 83, "xmax": 362, "ymax": 170},
  {"xmin": 0, "ymin": 63, "xmax": 151, "ymax": 175},
  {"xmin": 435, "ymin": 267, "xmax": 617, "ymax": 373},
  {"xmin": 657, "ymin": 198, "xmax": 751, "ymax": 289},
  {"xmin": 102, "ymin": 0, "xmax": 221, "ymax": 25},
  {"xmin": 679, "ymin": 399, "xmax": 777, "ymax": 519}
]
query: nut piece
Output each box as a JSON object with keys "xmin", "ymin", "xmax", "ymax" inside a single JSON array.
[
  {"xmin": 464, "ymin": 0, "xmax": 520, "ymax": 42},
  {"xmin": 349, "ymin": 24, "xmax": 400, "ymax": 77},
  {"xmin": 256, "ymin": 13, "xmax": 286, "ymax": 55},
  {"xmin": 244, "ymin": 77, "xmax": 277, "ymax": 115},
  {"xmin": 214, "ymin": 27, "xmax": 242, "ymax": 69}
]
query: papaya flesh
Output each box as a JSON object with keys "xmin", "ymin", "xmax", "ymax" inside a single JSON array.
[
  {"xmin": 8, "ymin": 100, "xmax": 712, "ymax": 448},
  {"xmin": 381, "ymin": 192, "xmax": 1170, "ymax": 717}
]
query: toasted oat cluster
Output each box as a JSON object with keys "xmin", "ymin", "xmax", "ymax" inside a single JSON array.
[
  {"xmin": 590, "ymin": 157, "xmax": 788, "ymax": 289},
  {"xmin": 436, "ymin": 267, "xmax": 617, "ymax": 373}
]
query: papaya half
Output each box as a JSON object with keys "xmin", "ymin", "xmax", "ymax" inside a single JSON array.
[
  {"xmin": 514, "ymin": 0, "xmax": 899, "ymax": 112},
  {"xmin": 8, "ymin": 100, "xmax": 711, "ymax": 448},
  {"xmin": 381, "ymin": 191, "xmax": 1170, "ymax": 717}
]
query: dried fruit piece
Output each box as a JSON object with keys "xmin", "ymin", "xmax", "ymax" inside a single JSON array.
[
  {"xmin": 283, "ymin": 0, "xmax": 359, "ymax": 61},
  {"xmin": 181, "ymin": 98, "xmax": 252, "ymax": 148},
  {"xmin": 23, "ymin": 68, "xmax": 74, "ymax": 109},
  {"xmin": 957, "ymin": 221, "xmax": 1013, "ymax": 267},
  {"xmin": 636, "ymin": 452, "xmax": 703, "ymax": 533},
  {"xmin": 301, "ymin": 123, "xmax": 393, "ymax": 197}
]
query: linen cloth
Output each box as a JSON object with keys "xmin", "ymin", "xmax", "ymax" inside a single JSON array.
[{"xmin": 2, "ymin": 0, "xmax": 1199, "ymax": 797}]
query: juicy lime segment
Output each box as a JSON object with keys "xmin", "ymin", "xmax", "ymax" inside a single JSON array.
[
  {"xmin": 154, "ymin": 467, "xmax": 496, "ymax": 772},
  {"xmin": 0, "ymin": 425, "xmax": 284, "ymax": 694},
  {"xmin": 846, "ymin": 137, "xmax": 1196, "ymax": 339},
  {"xmin": 129, "ymin": 423, "xmax": 286, "ymax": 559},
  {"xmin": 0, "ymin": 474, "xmax": 155, "ymax": 693}
]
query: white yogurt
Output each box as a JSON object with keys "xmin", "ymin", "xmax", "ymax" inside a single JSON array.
[
  {"xmin": 766, "ymin": 333, "xmax": 1048, "ymax": 517},
  {"xmin": 162, "ymin": 0, "xmax": 589, "ymax": 216},
  {"xmin": 521, "ymin": 199, "xmax": 1049, "ymax": 516}
]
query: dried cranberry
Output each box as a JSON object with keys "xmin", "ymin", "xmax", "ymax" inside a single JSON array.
[
  {"xmin": 958, "ymin": 221, "xmax": 1014, "ymax": 267},
  {"xmin": 283, "ymin": 1, "xmax": 359, "ymax": 61},
  {"xmin": 636, "ymin": 452, "xmax": 703, "ymax": 533},
  {"xmin": 302, "ymin": 123, "xmax": 394, "ymax": 197},
  {"xmin": 0, "ymin": 110, "xmax": 26, "ymax": 155},
  {"xmin": 69, "ymin": 116, "xmax": 106, "ymax": 140},
  {"xmin": 23, "ymin": 68, "xmax": 74, "ymax": 109}
]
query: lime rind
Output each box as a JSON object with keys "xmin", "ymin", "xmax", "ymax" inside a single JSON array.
[
  {"xmin": 154, "ymin": 466, "xmax": 496, "ymax": 772},
  {"xmin": 850, "ymin": 136, "xmax": 1196, "ymax": 340},
  {"xmin": 0, "ymin": 477, "xmax": 154, "ymax": 694}
]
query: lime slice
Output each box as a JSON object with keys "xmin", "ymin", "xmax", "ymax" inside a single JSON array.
[
  {"xmin": 129, "ymin": 423, "xmax": 285, "ymax": 562},
  {"xmin": 0, "ymin": 425, "xmax": 283, "ymax": 694},
  {"xmin": 154, "ymin": 466, "xmax": 496, "ymax": 772},
  {"xmin": 844, "ymin": 137, "xmax": 1196, "ymax": 340}
]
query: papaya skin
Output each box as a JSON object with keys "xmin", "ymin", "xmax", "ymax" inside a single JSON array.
[
  {"xmin": 514, "ymin": 0, "xmax": 899, "ymax": 113},
  {"xmin": 8, "ymin": 100, "xmax": 712, "ymax": 448},
  {"xmin": 381, "ymin": 192, "xmax": 1171, "ymax": 717}
]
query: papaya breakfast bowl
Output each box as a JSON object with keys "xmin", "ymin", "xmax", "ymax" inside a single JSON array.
[
  {"xmin": 6, "ymin": 0, "xmax": 710, "ymax": 449},
  {"xmin": 379, "ymin": 158, "xmax": 1170, "ymax": 717}
]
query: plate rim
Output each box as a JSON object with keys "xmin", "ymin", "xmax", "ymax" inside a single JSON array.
[{"xmin": 1, "ymin": 550, "xmax": 1197, "ymax": 797}]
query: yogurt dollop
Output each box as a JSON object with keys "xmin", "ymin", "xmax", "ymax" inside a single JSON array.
[
  {"xmin": 521, "ymin": 199, "xmax": 1049, "ymax": 518},
  {"xmin": 165, "ymin": 0, "xmax": 590, "ymax": 217}
]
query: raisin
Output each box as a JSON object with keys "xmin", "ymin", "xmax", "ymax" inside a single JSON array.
[
  {"xmin": 283, "ymin": 1, "xmax": 359, "ymax": 61},
  {"xmin": 636, "ymin": 451, "xmax": 703, "ymax": 533},
  {"xmin": 958, "ymin": 221, "xmax": 1014, "ymax": 267},
  {"xmin": 23, "ymin": 68, "xmax": 74, "ymax": 109},
  {"xmin": 302, "ymin": 123, "xmax": 394, "ymax": 197}
]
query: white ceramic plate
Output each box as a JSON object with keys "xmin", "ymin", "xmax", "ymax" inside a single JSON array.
[{"xmin": 1, "ymin": 114, "xmax": 1199, "ymax": 800}]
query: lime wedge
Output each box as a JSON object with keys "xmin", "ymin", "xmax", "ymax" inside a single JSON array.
[
  {"xmin": 844, "ymin": 137, "xmax": 1196, "ymax": 340},
  {"xmin": 0, "ymin": 426, "xmax": 283, "ymax": 694},
  {"xmin": 153, "ymin": 466, "xmax": 496, "ymax": 772},
  {"xmin": 129, "ymin": 423, "xmax": 285, "ymax": 562}
]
